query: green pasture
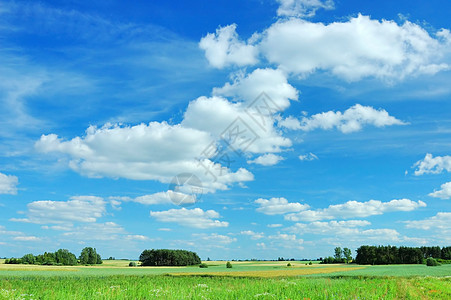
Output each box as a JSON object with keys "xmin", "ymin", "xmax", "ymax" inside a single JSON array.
[{"xmin": 0, "ymin": 260, "xmax": 450, "ymax": 299}]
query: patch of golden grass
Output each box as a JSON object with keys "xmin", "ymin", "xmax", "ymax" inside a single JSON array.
[{"xmin": 172, "ymin": 266, "xmax": 366, "ymax": 278}]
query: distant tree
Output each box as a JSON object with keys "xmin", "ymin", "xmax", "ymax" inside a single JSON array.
[
  {"xmin": 79, "ymin": 247, "xmax": 102, "ymax": 265},
  {"xmin": 21, "ymin": 253, "xmax": 36, "ymax": 264},
  {"xmin": 139, "ymin": 249, "xmax": 201, "ymax": 266},
  {"xmin": 226, "ymin": 261, "xmax": 232, "ymax": 268},
  {"xmin": 129, "ymin": 262, "xmax": 137, "ymax": 267},
  {"xmin": 55, "ymin": 249, "xmax": 77, "ymax": 266},
  {"xmin": 343, "ymin": 248, "xmax": 352, "ymax": 263},
  {"xmin": 334, "ymin": 247, "xmax": 343, "ymax": 261}
]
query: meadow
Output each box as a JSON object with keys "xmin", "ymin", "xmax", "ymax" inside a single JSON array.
[{"xmin": 0, "ymin": 260, "xmax": 450, "ymax": 299}]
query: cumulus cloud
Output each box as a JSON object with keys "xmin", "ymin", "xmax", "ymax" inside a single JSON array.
[
  {"xmin": 240, "ymin": 230, "xmax": 264, "ymax": 240},
  {"xmin": 35, "ymin": 122, "xmax": 254, "ymax": 192},
  {"xmin": 299, "ymin": 104, "xmax": 407, "ymax": 133},
  {"xmin": 13, "ymin": 236, "xmax": 42, "ymax": 242},
  {"xmin": 260, "ymin": 14, "xmax": 450, "ymax": 81},
  {"xmin": 285, "ymin": 199, "xmax": 426, "ymax": 222},
  {"xmin": 404, "ymin": 212, "xmax": 451, "ymax": 231},
  {"xmin": 182, "ymin": 96, "xmax": 292, "ymax": 154},
  {"xmin": 10, "ymin": 196, "xmax": 106, "ymax": 225},
  {"xmin": 278, "ymin": 116, "xmax": 301, "ymax": 130},
  {"xmin": 199, "ymin": 24, "xmax": 258, "ymax": 68},
  {"xmin": 248, "ymin": 153, "xmax": 284, "ymax": 166},
  {"xmin": 0, "ymin": 172, "xmax": 18, "ymax": 195},
  {"xmin": 276, "ymin": 0, "xmax": 335, "ymax": 18},
  {"xmin": 255, "ymin": 197, "xmax": 310, "ymax": 215},
  {"xmin": 110, "ymin": 190, "xmax": 197, "ymax": 206},
  {"xmin": 413, "ymin": 153, "xmax": 451, "ymax": 175},
  {"xmin": 193, "ymin": 233, "xmax": 237, "ymax": 244},
  {"xmin": 299, "ymin": 152, "xmax": 318, "ymax": 161},
  {"xmin": 429, "ymin": 182, "xmax": 451, "ymax": 199},
  {"xmin": 213, "ymin": 68, "xmax": 298, "ymax": 110},
  {"xmin": 150, "ymin": 208, "xmax": 228, "ymax": 229}
]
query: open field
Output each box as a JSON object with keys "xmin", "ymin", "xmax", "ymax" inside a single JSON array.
[{"xmin": 0, "ymin": 260, "xmax": 450, "ymax": 299}]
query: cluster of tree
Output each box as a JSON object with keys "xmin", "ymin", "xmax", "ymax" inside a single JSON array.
[
  {"xmin": 355, "ymin": 245, "xmax": 451, "ymax": 265},
  {"xmin": 4, "ymin": 247, "xmax": 102, "ymax": 266},
  {"xmin": 321, "ymin": 247, "xmax": 353, "ymax": 264},
  {"xmin": 139, "ymin": 249, "xmax": 201, "ymax": 266},
  {"xmin": 277, "ymin": 257, "xmax": 296, "ymax": 261}
]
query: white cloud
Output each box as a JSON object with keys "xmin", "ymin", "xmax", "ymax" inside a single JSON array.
[
  {"xmin": 110, "ymin": 190, "xmax": 197, "ymax": 206},
  {"xmin": 182, "ymin": 96, "xmax": 292, "ymax": 154},
  {"xmin": 267, "ymin": 223, "xmax": 283, "ymax": 228},
  {"xmin": 404, "ymin": 212, "xmax": 451, "ymax": 231},
  {"xmin": 199, "ymin": 24, "xmax": 258, "ymax": 68},
  {"xmin": 299, "ymin": 104, "xmax": 406, "ymax": 133},
  {"xmin": 278, "ymin": 116, "xmax": 301, "ymax": 130},
  {"xmin": 255, "ymin": 197, "xmax": 309, "ymax": 215},
  {"xmin": 276, "ymin": 0, "xmax": 335, "ymax": 18},
  {"xmin": 0, "ymin": 172, "xmax": 18, "ymax": 195},
  {"xmin": 429, "ymin": 182, "xmax": 451, "ymax": 199},
  {"xmin": 193, "ymin": 233, "xmax": 237, "ymax": 244},
  {"xmin": 62, "ymin": 222, "xmax": 127, "ymax": 241},
  {"xmin": 35, "ymin": 121, "xmax": 254, "ymax": 192},
  {"xmin": 299, "ymin": 152, "xmax": 318, "ymax": 161},
  {"xmin": 260, "ymin": 14, "xmax": 450, "ymax": 81},
  {"xmin": 13, "ymin": 236, "xmax": 42, "ymax": 242},
  {"xmin": 240, "ymin": 230, "xmax": 264, "ymax": 240},
  {"xmin": 285, "ymin": 199, "xmax": 426, "ymax": 222},
  {"xmin": 268, "ymin": 233, "xmax": 304, "ymax": 250},
  {"xmin": 248, "ymin": 153, "xmax": 284, "ymax": 166},
  {"xmin": 213, "ymin": 68, "xmax": 298, "ymax": 110},
  {"xmin": 413, "ymin": 153, "xmax": 451, "ymax": 175},
  {"xmin": 10, "ymin": 196, "xmax": 106, "ymax": 225},
  {"xmin": 150, "ymin": 208, "xmax": 229, "ymax": 229},
  {"xmin": 290, "ymin": 220, "xmax": 371, "ymax": 235}
]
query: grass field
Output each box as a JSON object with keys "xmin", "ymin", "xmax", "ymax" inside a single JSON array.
[{"xmin": 0, "ymin": 260, "xmax": 450, "ymax": 299}]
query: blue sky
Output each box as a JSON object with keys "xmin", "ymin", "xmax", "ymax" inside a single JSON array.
[{"xmin": 0, "ymin": 0, "xmax": 450, "ymax": 260}]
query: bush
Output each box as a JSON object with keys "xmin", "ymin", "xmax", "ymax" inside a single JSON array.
[
  {"xmin": 309, "ymin": 261, "xmax": 313, "ymax": 265},
  {"xmin": 129, "ymin": 262, "xmax": 137, "ymax": 267},
  {"xmin": 226, "ymin": 261, "xmax": 232, "ymax": 268},
  {"xmin": 287, "ymin": 263, "xmax": 291, "ymax": 267},
  {"xmin": 426, "ymin": 257, "xmax": 440, "ymax": 266},
  {"xmin": 199, "ymin": 263, "xmax": 208, "ymax": 268}
]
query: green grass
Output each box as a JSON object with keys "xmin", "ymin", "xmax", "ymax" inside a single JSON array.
[
  {"xmin": 0, "ymin": 261, "xmax": 450, "ymax": 299},
  {"xmin": 0, "ymin": 274, "xmax": 449, "ymax": 299}
]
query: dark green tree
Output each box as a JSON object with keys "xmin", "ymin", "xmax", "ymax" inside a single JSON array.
[{"xmin": 343, "ymin": 248, "xmax": 352, "ymax": 263}]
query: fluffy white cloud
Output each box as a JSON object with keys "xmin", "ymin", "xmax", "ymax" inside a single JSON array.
[
  {"xmin": 240, "ymin": 230, "xmax": 265, "ymax": 240},
  {"xmin": 213, "ymin": 68, "xmax": 298, "ymax": 110},
  {"xmin": 150, "ymin": 208, "xmax": 228, "ymax": 229},
  {"xmin": 299, "ymin": 152, "xmax": 318, "ymax": 161},
  {"xmin": 260, "ymin": 14, "xmax": 450, "ymax": 81},
  {"xmin": 299, "ymin": 104, "xmax": 406, "ymax": 133},
  {"xmin": 182, "ymin": 96, "xmax": 292, "ymax": 154},
  {"xmin": 110, "ymin": 190, "xmax": 197, "ymax": 206},
  {"xmin": 0, "ymin": 172, "xmax": 18, "ymax": 195},
  {"xmin": 276, "ymin": 0, "xmax": 334, "ymax": 18},
  {"xmin": 285, "ymin": 199, "xmax": 426, "ymax": 221},
  {"xmin": 255, "ymin": 197, "xmax": 309, "ymax": 215},
  {"xmin": 62, "ymin": 222, "xmax": 126, "ymax": 241},
  {"xmin": 413, "ymin": 153, "xmax": 451, "ymax": 175},
  {"xmin": 10, "ymin": 196, "xmax": 106, "ymax": 225},
  {"xmin": 289, "ymin": 220, "xmax": 371, "ymax": 235},
  {"xmin": 193, "ymin": 233, "xmax": 237, "ymax": 244},
  {"xmin": 278, "ymin": 116, "xmax": 301, "ymax": 130},
  {"xmin": 199, "ymin": 24, "xmax": 258, "ymax": 68},
  {"xmin": 35, "ymin": 121, "xmax": 254, "ymax": 192},
  {"xmin": 248, "ymin": 153, "xmax": 284, "ymax": 166},
  {"xmin": 429, "ymin": 182, "xmax": 451, "ymax": 199},
  {"xmin": 404, "ymin": 212, "xmax": 451, "ymax": 231}
]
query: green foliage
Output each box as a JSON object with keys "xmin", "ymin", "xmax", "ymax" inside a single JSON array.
[
  {"xmin": 139, "ymin": 249, "xmax": 201, "ymax": 266},
  {"xmin": 199, "ymin": 263, "xmax": 208, "ymax": 268},
  {"xmin": 21, "ymin": 254, "xmax": 36, "ymax": 265},
  {"xmin": 286, "ymin": 263, "xmax": 291, "ymax": 267},
  {"xmin": 79, "ymin": 247, "xmax": 102, "ymax": 265},
  {"xmin": 129, "ymin": 262, "xmax": 137, "ymax": 267},
  {"xmin": 343, "ymin": 248, "xmax": 352, "ymax": 263},
  {"xmin": 354, "ymin": 245, "xmax": 449, "ymax": 265},
  {"xmin": 309, "ymin": 261, "xmax": 313, "ymax": 265},
  {"xmin": 334, "ymin": 247, "xmax": 343, "ymax": 260},
  {"xmin": 426, "ymin": 257, "xmax": 440, "ymax": 266},
  {"xmin": 226, "ymin": 261, "xmax": 232, "ymax": 268}
]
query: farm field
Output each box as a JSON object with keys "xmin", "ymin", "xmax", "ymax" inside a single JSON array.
[{"xmin": 0, "ymin": 260, "xmax": 450, "ymax": 299}]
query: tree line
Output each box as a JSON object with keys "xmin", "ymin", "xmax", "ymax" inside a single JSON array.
[
  {"xmin": 4, "ymin": 247, "xmax": 102, "ymax": 266},
  {"xmin": 139, "ymin": 249, "xmax": 201, "ymax": 266},
  {"xmin": 321, "ymin": 247, "xmax": 353, "ymax": 264},
  {"xmin": 355, "ymin": 245, "xmax": 451, "ymax": 265}
]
